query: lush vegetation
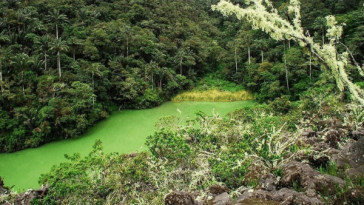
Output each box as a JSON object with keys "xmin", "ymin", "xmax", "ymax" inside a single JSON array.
[
  {"xmin": 1, "ymin": 0, "xmax": 364, "ymax": 203},
  {"xmin": 1, "ymin": 0, "xmax": 364, "ymax": 152},
  {"xmin": 3, "ymin": 86, "xmax": 357, "ymax": 204}
]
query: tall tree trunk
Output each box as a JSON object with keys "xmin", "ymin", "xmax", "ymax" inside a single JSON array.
[
  {"xmin": 261, "ymin": 51, "xmax": 264, "ymax": 63},
  {"xmin": 44, "ymin": 52, "xmax": 47, "ymax": 70},
  {"xmin": 73, "ymin": 48, "xmax": 75, "ymax": 61},
  {"xmin": 152, "ymin": 73, "xmax": 154, "ymax": 90},
  {"xmin": 57, "ymin": 50, "xmax": 61, "ymax": 78},
  {"xmin": 284, "ymin": 42, "xmax": 289, "ymax": 90},
  {"xmin": 248, "ymin": 45, "xmax": 251, "ymax": 65},
  {"xmin": 126, "ymin": 37, "xmax": 129, "ymax": 57},
  {"xmin": 22, "ymin": 71, "xmax": 25, "ymax": 96},
  {"xmin": 92, "ymin": 71, "xmax": 94, "ymax": 107},
  {"xmin": 180, "ymin": 58, "xmax": 183, "ymax": 75},
  {"xmin": 235, "ymin": 47, "xmax": 238, "ymax": 73},
  {"xmin": 322, "ymin": 27, "xmax": 325, "ymax": 46},
  {"xmin": 0, "ymin": 70, "xmax": 3, "ymax": 93},
  {"xmin": 56, "ymin": 23, "xmax": 58, "ymax": 39},
  {"xmin": 309, "ymin": 49, "xmax": 312, "ymax": 80}
]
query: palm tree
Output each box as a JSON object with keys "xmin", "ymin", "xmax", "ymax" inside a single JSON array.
[
  {"xmin": 175, "ymin": 49, "xmax": 186, "ymax": 75},
  {"xmin": 0, "ymin": 17, "xmax": 11, "ymax": 36},
  {"xmin": 119, "ymin": 25, "xmax": 133, "ymax": 57},
  {"xmin": 78, "ymin": 9, "xmax": 89, "ymax": 26},
  {"xmin": 241, "ymin": 30, "xmax": 254, "ymax": 65},
  {"xmin": 174, "ymin": 48, "xmax": 195, "ymax": 75},
  {"xmin": 31, "ymin": 54, "xmax": 44, "ymax": 76},
  {"xmin": 4, "ymin": 0, "xmax": 20, "ymax": 9},
  {"xmin": 145, "ymin": 61, "xmax": 159, "ymax": 90},
  {"xmin": 283, "ymin": 41, "xmax": 289, "ymax": 91},
  {"xmin": 89, "ymin": 63, "xmax": 103, "ymax": 106},
  {"xmin": 227, "ymin": 37, "xmax": 243, "ymax": 73},
  {"xmin": 11, "ymin": 53, "xmax": 33, "ymax": 95},
  {"xmin": 254, "ymin": 39, "xmax": 269, "ymax": 63},
  {"xmin": 67, "ymin": 37, "xmax": 82, "ymax": 61},
  {"xmin": 50, "ymin": 38, "xmax": 68, "ymax": 78},
  {"xmin": 0, "ymin": 46, "xmax": 11, "ymax": 93},
  {"xmin": 35, "ymin": 35, "xmax": 51, "ymax": 70},
  {"xmin": 0, "ymin": 30, "xmax": 10, "ymax": 45},
  {"xmin": 46, "ymin": 9, "xmax": 68, "ymax": 39},
  {"xmin": 313, "ymin": 17, "xmax": 327, "ymax": 46}
]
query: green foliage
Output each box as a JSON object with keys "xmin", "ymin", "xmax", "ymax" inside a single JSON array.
[
  {"xmin": 194, "ymin": 75, "xmax": 245, "ymax": 92},
  {"xmin": 37, "ymin": 140, "xmax": 151, "ymax": 204},
  {"xmin": 274, "ymin": 168, "xmax": 283, "ymax": 177},
  {"xmin": 269, "ymin": 95, "xmax": 292, "ymax": 114},
  {"xmin": 145, "ymin": 130, "xmax": 191, "ymax": 161},
  {"xmin": 210, "ymin": 147, "xmax": 250, "ymax": 188},
  {"xmin": 355, "ymin": 82, "xmax": 364, "ymax": 89},
  {"xmin": 318, "ymin": 162, "xmax": 339, "ymax": 177}
]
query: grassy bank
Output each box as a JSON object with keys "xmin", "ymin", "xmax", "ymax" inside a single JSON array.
[{"xmin": 172, "ymin": 89, "xmax": 255, "ymax": 102}]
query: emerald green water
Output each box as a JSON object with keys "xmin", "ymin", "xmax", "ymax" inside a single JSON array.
[{"xmin": 0, "ymin": 101, "xmax": 255, "ymax": 191}]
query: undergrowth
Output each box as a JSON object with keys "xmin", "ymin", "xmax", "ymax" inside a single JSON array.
[
  {"xmin": 172, "ymin": 90, "xmax": 255, "ymax": 102},
  {"xmin": 172, "ymin": 76, "xmax": 253, "ymax": 102}
]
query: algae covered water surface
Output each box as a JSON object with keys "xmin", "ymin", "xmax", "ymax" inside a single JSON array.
[{"xmin": 0, "ymin": 101, "xmax": 255, "ymax": 190}]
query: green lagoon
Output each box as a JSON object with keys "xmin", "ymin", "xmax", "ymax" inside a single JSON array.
[{"xmin": 0, "ymin": 101, "xmax": 255, "ymax": 190}]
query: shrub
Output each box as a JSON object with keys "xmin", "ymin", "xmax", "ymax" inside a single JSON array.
[
  {"xmin": 269, "ymin": 95, "xmax": 292, "ymax": 114},
  {"xmin": 145, "ymin": 130, "xmax": 191, "ymax": 161}
]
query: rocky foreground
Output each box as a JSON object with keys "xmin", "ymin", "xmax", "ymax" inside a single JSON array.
[
  {"xmin": 1, "ymin": 101, "xmax": 364, "ymax": 205},
  {"xmin": 166, "ymin": 127, "xmax": 364, "ymax": 205}
]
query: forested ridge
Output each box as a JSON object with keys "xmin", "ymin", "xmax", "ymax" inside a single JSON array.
[{"xmin": 1, "ymin": 0, "xmax": 364, "ymax": 204}]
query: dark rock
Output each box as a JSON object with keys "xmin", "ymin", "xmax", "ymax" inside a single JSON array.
[
  {"xmin": 304, "ymin": 137, "xmax": 322, "ymax": 146},
  {"xmin": 0, "ymin": 177, "xmax": 9, "ymax": 195},
  {"xmin": 165, "ymin": 191, "xmax": 195, "ymax": 205},
  {"xmin": 333, "ymin": 187, "xmax": 364, "ymax": 205},
  {"xmin": 324, "ymin": 129, "xmax": 341, "ymax": 149},
  {"xmin": 206, "ymin": 192, "xmax": 231, "ymax": 205},
  {"xmin": 318, "ymin": 119, "xmax": 343, "ymax": 130},
  {"xmin": 312, "ymin": 142, "xmax": 330, "ymax": 152},
  {"xmin": 279, "ymin": 161, "xmax": 345, "ymax": 196},
  {"xmin": 316, "ymin": 131, "xmax": 324, "ymax": 136},
  {"xmin": 12, "ymin": 190, "xmax": 38, "ymax": 205},
  {"xmin": 233, "ymin": 198, "xmax": 279, "ymax": 205},
  {"xmin": 352, "ymin": 129, "xmax": 364, "ymax": 140},
  {"xmin": 235, "ymin": 190, "xmax": 273, "ymax": 202},
  {"xmin": 209, "ymin": 184, "xmax": 230, "ymax": 195},
  {"xmin": 258, "ymin": 173, "xmax": 277, "ymax": 191},
  {"xmin": 308, "ymin": 155, "xmax": 329, "ymax": 169},
  {"xmin": 332, "ymin": 137, "xmax": 364, "ymax": 179},
  {"xmin": 234, "ymin": 188, "xmax": 323, "ymax": 205},
  {"xmin": 34, "ymin": 185, "xmax": 49, "ymax": 199},
  {"xmin": 242, "ymin": 164, "xmax": 266, "ymax": 186},
  {"xmin": 0, "ymin": 177, "xmax": 4, "ymax": 187},
  {"xmin": 272, "ymin": 188, "xmax": 324, "ymax": 205},
  {"xmin": 302, "ymin": 130, "xmax": 316, "ymax": 138},
  {"xmin": 346, "ymin": 165, "xmax": 364, "ymax": 179}
]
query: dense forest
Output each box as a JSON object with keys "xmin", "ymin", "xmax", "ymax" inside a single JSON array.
[
  {"xmin": 1, "ymin": 0, "xmax": 364, "ymax": 204},
  {"xmin": 1, "ymin": 0, "xmax": 363, "ymax": 152}
]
